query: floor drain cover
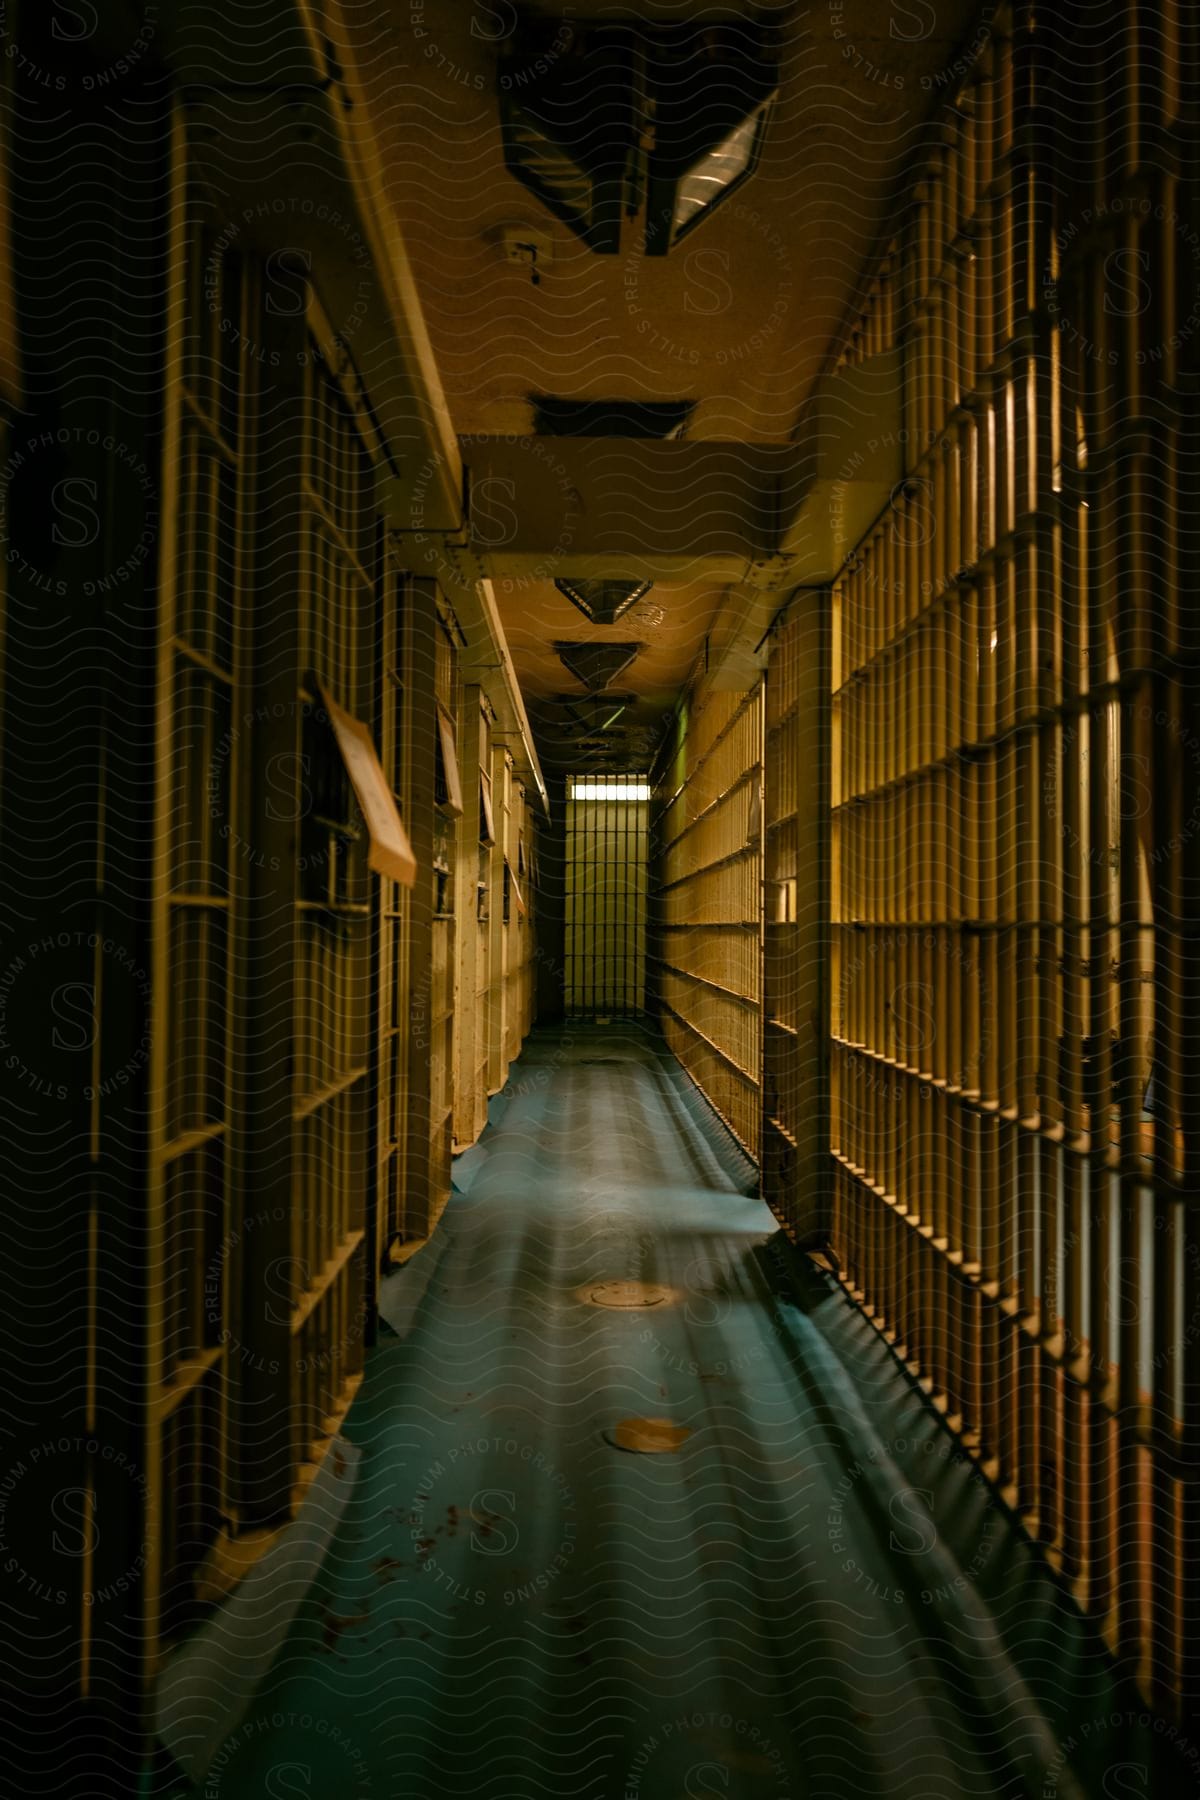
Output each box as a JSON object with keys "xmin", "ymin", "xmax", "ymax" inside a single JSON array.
[
  {"xmin": 604, "ymin": 1417, "xmax": 691, "ymax": 1454},
  {"xmin": 577, "ymin": 1280, "xmax": 677, "ymax": 1310}
]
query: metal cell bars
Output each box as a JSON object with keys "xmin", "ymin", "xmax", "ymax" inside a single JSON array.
[
  {"xmin": 378, "ymin": 557, "xmax": 410, "ymax": 1254},
  {"xmin": 835, "ymin": 241, "xmax": 898, "ymax": 372},
  {"xmin": 289, "ymin": 338, "xmax": 376, "ymax": 1491},
  {"xmin": 391, "ymin": 579, "xmax": 458, "ymax": 1243},
  {"xmin": 565, "ymin": 775, "xmax": 650, "ymax": 1017},
  {"xmin": 499, "ymin": 756, "xmax": 524, "ymax": 1071},
  {"xmin": 655, "ymin": 687, "xmax": 764, "ymax": 1160},
  {"xmin": 429, "ymin": 615, "xmax": 460, "ymax": 1195},
  {"xmin": 828, "ymin": 0, "xmax": 1199, "ymax": 1712},
  {"xmin": 452, "ymin": 684, "xmax": 485, "ymax": 1149},
  {"xmin": 485, "ymin": 740, "xmax": 509, "ymax": 1094},
  {"xmin": 510, "ymin": 784, "xmax": 536, "ymax": 1044},
  {"xmin": 145, "ymin": 160, "xmax": 246, "ymax": 1658},
  {"xmin": 763, "ymin": 602, "xmax": 828, "ymax": 1239},
  {"xmin": 472, "ymin": 706, "xmax": 494, "ymax": 1129}
]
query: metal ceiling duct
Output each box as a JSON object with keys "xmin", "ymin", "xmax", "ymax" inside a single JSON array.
[
  {"xmin": 555, "ymin": 641, "xmax": 642, "ymax": 691},
  {"xmin": 500, "ymin": 15, "xmax": 779, "ymax": 255},
  {"xmin": 499, "ymin": 20, "xmax": 634, "ymax": 254},
  {"xmin": 554, "ymin": 577, "xmax": 654, "ymax": 624},
  {"xmin": 529, "ymin": 395, "xmax": 693, "ymax": 437}
]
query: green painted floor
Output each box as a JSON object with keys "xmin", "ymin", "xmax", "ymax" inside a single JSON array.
[{"xmin": 167, "ymin": 1025, "xmax": 1195, "ymax": 1799}]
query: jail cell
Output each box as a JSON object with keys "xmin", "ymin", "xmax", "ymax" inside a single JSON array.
[
  {"xmin": 834, "ymin": 240, "xmax": 898, "ymax": 372},
  {"xmin": 476, "ymin": 714, "xmax": 495, "ymax": 1110},
  {"xmin": 486, "ymin": 744, "xmax": 512, "ymax": 1092},
  {"xmin": 522, "ymin": 806, "xmax": 538, "ymax": 1038},
  {"xmin": 428, "ymin": 609, "xmax": 462, "ymax": 1205},
  {"xmin": 386, "ymin": 573, "xmax": 460, "ymax": 1250},
  {"xmin": 231, "ymin": 282, "xmax": 384, "ymax": 1530},
  {"xmin": 504, "ymin": 778, "xmax": 532, "ymax": 1065},
  {"xmin": 827, "ymin": 0, "xmax": 1199, "ymax": 1713},
  {"xmin": 143, "ymin": 153, "xmax": 249, "ymax": 1665},
  {"xmin": 376, "ymin": 553, "xmax": 411, "ymax": 1258},
  {"xmin": 655, "ymin": 687, "xmax": 763, "ymax": 1160},
  {"xmin": 763, "ymin": 598, "xmax": 830, "ymax": 1242},
  {"xmin": 288, "ymin": 317, "xmax": 379, "ymax": 1498},
  {"xmin": 565, "ymin": 776, "xmax": 649, "ymax": 1017},
  {"xmin": 456, "ymin": 694, "xmax": 494, "ymax": 1143}
]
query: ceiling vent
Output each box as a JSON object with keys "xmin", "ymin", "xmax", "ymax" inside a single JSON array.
[
  {"xmin": 554, "ymin": 577, "xmax": 653, "ymax": 624},
  {"xmin": 551, "ymin": 691, "xmax": 637, "ymax": 709},
  {"xmin": 500, "ymin": 16, "xmax": 778, "ymax": 255},
  {"xmin": 540, "ymin": 692, "xmax": 635, "ymax": 737},
  {"xmin": 555, "ymin": 641, "xmax": 642, "ymax": 691},
  {"xmin": 531, "ymin": 395, "xmax": 693, "ymax": 438}
]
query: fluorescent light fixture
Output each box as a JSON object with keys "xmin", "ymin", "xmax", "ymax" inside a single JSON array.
[
  {"xmin": 570, "ymin": 778, "xmax": 651, "ymax": 800},
  {"xmin": 644, "ymin": 90, "xmax": 775, "ymax": 254},
  {"xmin": 554, "ymin": 576, "xmax": 653, "ymax": 623},
  {"xmin": 671, "ymin": 106, "xmax": 764, "ymax": 240}
]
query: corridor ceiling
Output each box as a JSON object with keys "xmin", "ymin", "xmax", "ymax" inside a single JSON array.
[{"xmin": 353, "ymin": 0, "xmax": 982, "ymax": 770}]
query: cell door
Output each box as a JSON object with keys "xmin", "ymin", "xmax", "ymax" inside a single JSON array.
[{"xmin": 564, "ymin": 774, "xmax": 650, "ymax": 1016}]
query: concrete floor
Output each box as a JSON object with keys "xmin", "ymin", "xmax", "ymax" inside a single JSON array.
[{"xmin": 167, "ymin": 1024, "xmax": 1188, "ymax": 1799}]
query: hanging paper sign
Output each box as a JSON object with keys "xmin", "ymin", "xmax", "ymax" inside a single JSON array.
[
  {"xmin": 318, "ymin": 681, "xmax": 418, "ymax": 888},
  {"xmin": 479, "ymin": 769, "xmax": 497, "ymax": 846},
  {"xmin": 436, "ymin": 705, "xmax": 464, "ymax": 815}
]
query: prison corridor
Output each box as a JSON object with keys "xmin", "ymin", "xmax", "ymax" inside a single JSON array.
[
  {"xmin": 4, "ymin": 1, "xmax": 1200, "ymax": 1794},
  {"xmin": 145, "ymin": 1028, "xmax": 1170, "ymax": 1800}
]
